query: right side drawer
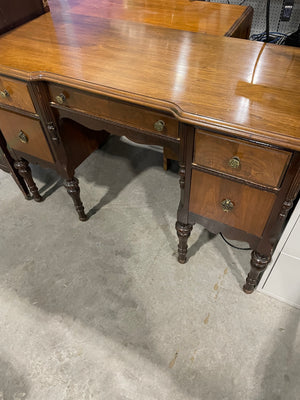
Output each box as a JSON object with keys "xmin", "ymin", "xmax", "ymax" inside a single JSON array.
[
  {"xmin": 189, "ymin": 170, "xmax": 276, "ymax": 237},
  {"xmin": 193, "ymin": 130, "xmax": 291, "ymax": 188}
]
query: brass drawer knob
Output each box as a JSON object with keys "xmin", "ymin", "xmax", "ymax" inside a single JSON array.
[
  {"xmin": 55, "ymin": 93, "xmax": 66, "ymax": 104},
  {"xmin": 228, "ymin": 156, "xmax": 240, "ymax": 169},
  {"xmin": 18, "ymin": 130, "xmax": 29, "ymax": 144},
  {"xmin": 154, "ymin": 120, "xmax": 166, "ymax": 132},
  {"xmin": 0, "ymin": 89, "xmax": 9, "ymax": 98},
  {"xmin": 221, "ymin": 199, "xmax": 234, "ymax": 212}
]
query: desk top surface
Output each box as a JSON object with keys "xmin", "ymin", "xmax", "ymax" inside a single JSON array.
[{"xmin": 0, "ymin": 0, "xmax": 299, "ymax": 150}]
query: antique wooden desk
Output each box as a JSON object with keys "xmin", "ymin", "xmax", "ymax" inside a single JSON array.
[
  {"xmin": 0, "ymin": 0, "xmax": 253, "ymax": 183},
  {"xmin": 0, "ymin": 0, "xmax": 299, "ymax": 293}
]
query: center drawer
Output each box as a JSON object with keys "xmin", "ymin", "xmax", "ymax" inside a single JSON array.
[
  {"xmin": 193, "ymin": 129, "xmax": 291, "ymax": 188},
  {"xmin": 48, "ymin": 84, "xmax": 179, "ymax": 139},
  {"xmin": 0, "ymin": 109, "xmax": 54, "ymax": 163}
]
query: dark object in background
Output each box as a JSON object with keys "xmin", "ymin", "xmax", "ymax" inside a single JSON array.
[
  {"xmin": 285, "ymin": 25, "xmax": 300, "ymax": 47},
  {"xmin": 0, "ymin": 0, "xmax": 49, "ymax": 35}
]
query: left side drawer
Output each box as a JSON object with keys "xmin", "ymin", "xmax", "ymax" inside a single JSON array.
[
  {"xmin": 0, "ymin": 76, "xmax": 36, "ymax": 113},
  {"xmin": 0, "ymin": 109, "xmax": 54, "ymax": 163}
]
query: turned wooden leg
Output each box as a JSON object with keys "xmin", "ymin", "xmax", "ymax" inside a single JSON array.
[
  {"xmin": 163, "ymin": 150, "xmax": 169, "ymax": 171},
  {"xmin": 243, "ymin": 251, "xmax": 272, "ymax": 294},
  {"xmin": 176, "ymin": 221, "xmax": 193, "ymax": 264},
  {"xmin": 12, "ymin": 173, "xmax": 31, "ymax": 200},
  {"xmin": 64, "ymin": 177, "xmax": 87, "ymax": 221},
  {"xmin": 14, "ymin": 159, "xmax": 42, "ymax": 202}
]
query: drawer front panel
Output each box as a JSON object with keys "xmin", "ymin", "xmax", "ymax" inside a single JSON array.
[
  {"xmin": 189, "ymin": 170, "xmax": 276, "ymax": 237},
  {"xmin": 0, "ymin": 109, "xmax": 54, "ymax": 163},
  {"xmin": 193, "ymin": 130, "xmax": 291, "ymax": 187},
  {"xmin": 49, "ymin": 84, "xmax": 179, "ymax": 139},
  {"xmin": 0, "ymin": 77, "xmax": 35, "ymax": 113}
]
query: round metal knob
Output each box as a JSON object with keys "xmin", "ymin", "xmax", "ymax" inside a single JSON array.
[
  {"xmin": 228, "ymin": 156, "xmax": 240, "ymax": 169},
  {"xmin": 55, "ymin": 93, "xmax": 66, "ymax": 104},
  {"xmin": 0, "ymin": 89, "xmax": 9, "ymax": 98},
  {"xmin": 154, "ymin": 120, "xmax": 166, "ymax": 132},
  {"xmin": 221, "ymin": 199, "xmax": 234, "ymax": 212},
  {"xmin": 18, "ymin": 130, "xmax": 29, "ymax": 144}
]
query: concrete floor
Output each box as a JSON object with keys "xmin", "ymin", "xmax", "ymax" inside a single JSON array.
[{"xmin": 0, "ymin": 136, "xmax": 299, "ymax": 400}]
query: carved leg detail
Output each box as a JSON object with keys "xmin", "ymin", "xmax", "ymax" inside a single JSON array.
[
  {"xmin": 14, "ymin": 159, "xmax": 42, "ymax": 202},
  {"xmin": 64, "ymin": 177, "xmax": 87, "ymax": 221},
  {"xmin": 243, "ymin": 251, "xmax": 272, "ymax": 294},
  {"xmin": 176, "ymin": 221, "xmax": 193, "ymax": 264},
  {"xmin": 163, "ymin": 152, "xmax": 169, "ymax": 171}
]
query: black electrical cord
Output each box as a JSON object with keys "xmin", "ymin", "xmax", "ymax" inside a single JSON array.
[
  {"xmin": 219, "ymin": 233, "xmax": 251, "ymax": 251},
  {"xmin": 206, "ymin": 0, "xmax": 247, "ymax": 4},
  {"xmin": 251, "ymin": 31, "xmax": 287, "ymax": 44},
  {"xmin": 265, "ymin": 0, "xmax": 271, "ymax": 42},
  {"xmin": 206, "ymin": 0, "xmax": 247, "ymax": 5}
]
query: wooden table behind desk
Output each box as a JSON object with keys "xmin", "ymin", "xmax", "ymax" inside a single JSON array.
[{"xmin": 49, "ymin": 0, "xmax": 253, "ymax": 37}]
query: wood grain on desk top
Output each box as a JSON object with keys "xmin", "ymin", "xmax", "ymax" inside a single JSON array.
[
  {"xmin": 0, "ymin": 0, "xmax": 299, "ymax": 150},
  {"xmin": 48, "ymin": 0, "xmax": 251, "ymax": 36}
]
